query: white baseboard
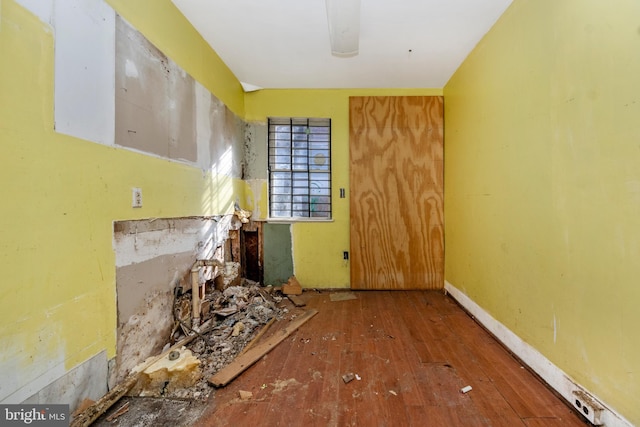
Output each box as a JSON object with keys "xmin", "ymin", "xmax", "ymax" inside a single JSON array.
[{"xmin": 444, "ymin": 281, "xmax": 632, "ymax": 427}]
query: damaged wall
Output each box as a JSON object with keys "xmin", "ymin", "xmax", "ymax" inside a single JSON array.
[
  {"xmin": 115, "ymin": 16, "xmax": 197, "ymax": 162},
  {"xmin": 242, "ymin": 122, "xmax": 269, "ymax": 218},
  {"xmin": 3, "ymin": 0, "xmax": 444, "ymax": 414},
  {"xmin": 106, "ymin": 1, "xmax": 243, "ymax": 117},
  {"xmin": 0, "ymin": 0, "xmax": 246, "ymax": 411},
  {"xmin": 112, "ymin": 217, "xmax": 235, "ymax": 385},
  {"xmin": 114, "ymin": 15, "xmax": 247, "ymax": 176}
]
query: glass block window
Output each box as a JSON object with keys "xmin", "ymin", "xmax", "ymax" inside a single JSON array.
[{"xmin": 268, "ymin": 117, "xmax": 331, "ymax": 218}]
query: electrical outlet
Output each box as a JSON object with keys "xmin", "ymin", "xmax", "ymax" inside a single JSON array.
[
  {"xmin": 572, "ymin": 389, "xmax": 604, "ymax": 425},
  {"xmin": 132, "ymin": 187, "xmax": 143, "ymax": 208}
]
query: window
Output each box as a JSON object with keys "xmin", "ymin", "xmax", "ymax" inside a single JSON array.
[{"xmin": 268, "ymin": 118, "xmax": 332, "ymax": 219}]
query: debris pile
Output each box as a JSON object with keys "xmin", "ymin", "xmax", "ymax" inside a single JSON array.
[
  {"xmin": 134, "ymin": 278, "xmax": 286, "ymax": 400},
  {"xmin": 72, "ymin": 273, "xmax": 313, "ymax": 427}
]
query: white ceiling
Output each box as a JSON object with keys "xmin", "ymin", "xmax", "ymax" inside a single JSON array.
[{"xmin": 171, "ymin": 0, "xmax": 513, "ymax": 90}]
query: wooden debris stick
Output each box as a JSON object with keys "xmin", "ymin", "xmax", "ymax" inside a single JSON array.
[
  {"xmin": 105, "ymin": 401, "xmax": 130, "ymax": 422},
  {"xmin": 209, "ymin": 309, "xmax": 318, "ymax": 387},
  {"xmin": 287, "ymin": 295, "xmax": 306, "ymax": 307},
  {"xmin": 239, "ymin": 317, "xmax": 276, "ymax": 356},
  {"xmin": 70, "ymin": 320, "xmax": 216, "ymax": 427},
  {"xmin": 70, "ymin": 375, "xmax": 137, "ymax": 427}
]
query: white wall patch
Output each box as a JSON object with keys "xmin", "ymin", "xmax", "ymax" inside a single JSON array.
[{"xmin": 54, "ymin": 0, "xmax": 115, "ymax": 146}]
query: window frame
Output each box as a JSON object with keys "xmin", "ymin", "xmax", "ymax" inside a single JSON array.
[{"xmin": 267, "ymin": 117, "xmax": 332, "ymax": 221}]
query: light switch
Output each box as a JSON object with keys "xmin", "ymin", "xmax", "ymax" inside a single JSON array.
[{"xmin": 132, "ymin": 187, "xmax": 143, "ymax": 208}]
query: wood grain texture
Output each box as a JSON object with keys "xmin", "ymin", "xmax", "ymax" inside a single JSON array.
[
  {"xmin": 349, "ymin": 96, "xmax": 444, "ymax": 290},
  {"xmin": 195, "ymin": 291, "xmax": 587, "ymax": 427}
]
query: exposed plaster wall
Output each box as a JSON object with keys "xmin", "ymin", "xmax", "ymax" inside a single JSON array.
[
  {"xmin": 112, "ymin": 216, "xmax": 236, "ymax": 384},
  {"xmin": 242, "ymin": 122, "xmax": 268, "ymax": 218},
  {"xmin": 115, "ymin": 16, "xmax": 196, "ymax": 162}
]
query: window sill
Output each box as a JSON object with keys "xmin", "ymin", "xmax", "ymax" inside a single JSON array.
[{"xmin": 267, "ymin": 217, "xmax": 334, "ymax": 224}]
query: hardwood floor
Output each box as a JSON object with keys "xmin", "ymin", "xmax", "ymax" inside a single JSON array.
[{"xmin": 195, "ymin": 291, "xmax": 586, "ymax": 427}]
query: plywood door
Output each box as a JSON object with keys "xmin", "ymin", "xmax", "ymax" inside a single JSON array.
[{"xmin": 349, "ymin": 96, "xmax": 444, "ymax": 290}]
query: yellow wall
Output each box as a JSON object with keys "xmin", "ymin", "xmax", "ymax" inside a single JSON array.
[
  {"xmin": 245, "ymin": 89, "xmax": 442, "ymax": 288},
  {"xmin": 444, "ymin": 0, "xmax": 640, "ymax": 423},
  {"xmin": 0, "ymin": 0, "xmax": 244, "ymax": 400}
]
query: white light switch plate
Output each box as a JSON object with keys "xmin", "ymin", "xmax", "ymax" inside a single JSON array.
[{"xmin": 132, "ymin": 187, "xmax": 142, "ymax": 208}]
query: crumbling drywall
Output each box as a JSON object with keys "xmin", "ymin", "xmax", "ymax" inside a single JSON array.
[{"xmin": 112, "ymin": 216, "xmax": 236, "ymax": 386}]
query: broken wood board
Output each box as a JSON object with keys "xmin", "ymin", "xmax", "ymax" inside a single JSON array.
[
  {"xmin": 208, "ymin": 309, "xmax": 318, "ymax": 387},
  {"xmin": 239, "ymin": 317, "xmax": 276, "ymax": 356},
  {"xmin": 70, "ymin": 374, "xmax": 138, "ymax": 427},
  {"xmin": 287, "ymin": 295, "xmax": 306, "ymax": 307},
  {"xmin": 330, "ymin": 292, "xmax": 357, "ymax": 302},
  {"xmin": 282, "ymin": 276, "xmax": 302, "ymax": 295}
]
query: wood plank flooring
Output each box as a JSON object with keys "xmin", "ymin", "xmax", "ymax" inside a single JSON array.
[{"xmin": 195, "ymin": 291, "xmax": 586, "ymax": 427}]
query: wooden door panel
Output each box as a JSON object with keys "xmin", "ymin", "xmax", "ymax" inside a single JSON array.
[{"xmin": 349, "ymin": 96, "xmax": 444, "ymax": 290}]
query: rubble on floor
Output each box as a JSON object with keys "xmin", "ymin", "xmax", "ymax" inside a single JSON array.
[
  {"xmin": 133, "ymin": 278, "xmax": 287, "ymax": 401},
  {"xmin": 74, "ymin": 269, "xmax": 312, "ymax": 426},
  {"xmin": 207, "ymin": 307, "xmax": 318, "ymax": 387},
  {"xmin": 92, "ymin": 397, "xmax": 207, "ymax": 427}
]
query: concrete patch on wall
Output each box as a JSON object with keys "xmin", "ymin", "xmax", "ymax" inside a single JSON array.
[
  {"xmin": 112, "ymin": 216, "xmax": 235, "ymax": 385},
  {"xmin": 22, "ymin": 351, "xmax": 108, "ymax": 413}
]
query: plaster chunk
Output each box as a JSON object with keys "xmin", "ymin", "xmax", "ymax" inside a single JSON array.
[{"xmin": 131, "ymin": 347, "xmax": 202, "ymax": 397}]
